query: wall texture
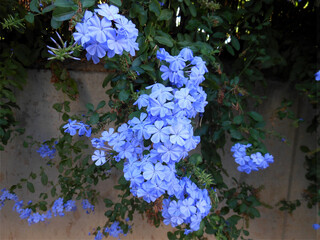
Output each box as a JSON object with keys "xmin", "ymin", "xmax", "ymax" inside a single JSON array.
[{"xmin": 0, "ymin": 69, "xmax": 318, "ymax": 240}]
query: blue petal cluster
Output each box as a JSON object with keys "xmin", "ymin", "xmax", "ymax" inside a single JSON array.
[
  {"xmin": 162, "ymin": 177, "xmax": 211, "ymax": 233},
  {"xmin": 37, "ymin": 144, "xmax": 56, "ymax": 159},
  {"xmin": 231, "ymin": 143, "xmax": 274, "ymax": 174},
  {"xmin": 63, "ymin": 119, "xmax": 92, "ymax": 137},
  {"xmin": 313, "ymin": 223, "xmax": 320, "ymax": 230},
  {"xmin": 82, "ymin": 199, "xmax": 95, "ymax": 214},
  {"xmin": 91, "ymin": 48, "xmax": 211, "ymax": 232},
  {"xmin": 315, "ymin": 70, "xmax": 320, "ymax": 81},
  {"xmin": 73, "ymin": 4, "xmax": 139, "ymax": 64},
  {"xmin": 105, "ymin": 221, "xmax": 128, "ymax": 239},
  {"xmin": 0, "ymin": 189, "xmax": 93, "ymax": 225}
]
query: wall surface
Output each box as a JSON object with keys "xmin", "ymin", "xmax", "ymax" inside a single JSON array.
[{"xmin": 0, "ymin": 69, "xmax": 318, "ymax": 240}]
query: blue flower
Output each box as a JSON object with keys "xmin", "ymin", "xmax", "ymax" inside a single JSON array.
[
  {"xmin": 78, "ymin": 122, "xmax": 92, "ymax": 137},
  {"xmin": 64, "ymin": 200, "xmax": 77, "ymax": 212},
  {"xmin": 94, "ymin": 230, "xmax": 103, "ymax": 240},
  {"xmin": 166, "ymin": 55, "xmax": 186, "ymax": 71},
  {"xmin": 156, "ymin": 48, "xmax": 170, "ymax": 61},
  {"xmin": 52, "ymin": 198, "xmax": 64, "ymax": 217},
  {"xmin": 315, "ymin": 70, "xmax": 320, "ymax": 81},
  {"xmin": 313, "ymin": 223, "xmax": 320, "ymax": 230},
  {"xmin": 180, "ymin": 197, "xmax": 196, "ymax": 218},
  {"xmin": 96, "ymin": 3, "xmax": 121, "ymax": 21},
  {"xmin": 175, "ymin": 88, "xmax": 195, "ymax": 110},
  {"xmin": 82, "ymin": 199, "xmax": 94, "ymax": 214},
  {"xmin": 73, "ymin": 22, "xmax": 90, "ymax": 45},
  {"xmin": 88, "ymin": 14, "xmax": 112, "ymax": 43},
  {"xmin": 146, "ymin": 120, "xmax": 170, "ymax": 143},
  {"xmin": 179, "ymin": 48, "xmax": 194, "ymax": 61},
  {"xmin": 105, "ymin": 221, "xmax": 126, "ymax": 238},
  {"xmin": 92, "ymin": 150, "xmax": 107, "ymax": 166},
  {"xmin": 231, "ymin": 143, "xmax": 274, "ymax": 173},
  {"xmin": 63, "ymin": 119, "xmax": 80, "ymax": 136},
  {"xmin": 86, "ymin": 40, "xmax": 109, "ymax": 59},
  {"xmin": 169, "ymin": 123, "xmax": 190, "ymax": 146},
  {"xmin": 37, "ymin": 144, "xmax": 56, "ymax": 159},
  {"xmin": 133, "ymin": 94, "xmax": 149, "ymax": 109},
  {"xmin": 156, "ymin": 142, "xmax": 183, "ymax": 163}
]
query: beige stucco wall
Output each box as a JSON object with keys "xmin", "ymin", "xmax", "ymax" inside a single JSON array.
[{"xmin": 0, "ymin": 69, "xmax": 318, "ymax": 239}]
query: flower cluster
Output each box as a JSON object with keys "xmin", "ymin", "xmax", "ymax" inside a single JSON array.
[
  {"xmin": 0, "ymin": 189, "xmax": 94, "ymax": 225},
  {"xmin": 90, "ymin": 48, "xmax": 211, "ymax": 232},
  {"xmin": 73, "ymin": 3, "xmax": 139, "ymax": 64},
  {"xmin": 105, "ymin": 221, "xmax": 128, "ymax": 239},
  {"xmin": 82, "ymin": 199, "xmax": 95, "ymax": 214},
  {"xmin": 91, "ymin": 220, "xmax": 129, "ymax": 240},
  {"xmin": 37, "ymin": 144, "xmax": 56, "ymax": 159},
  {"xmin": 162, "ymin": 177, "xmax": 211, "ymax": 233},
  {"xmin": 63, "ymin": 119, "xmax": 92, "ymax": 137},
  {"xmin": 231, "ymin": 143, "xmax": 274, "ymax": 174}
]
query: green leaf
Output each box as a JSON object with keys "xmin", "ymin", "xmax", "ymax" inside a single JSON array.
[
  {"xmin": 149, "ymin": 0, "xmax": 161, "ymax": 17},
  {"xmin": 51, "ymin": 187, "xmax": 56, "ymax": 197},
  {"xmin": 230, "ymin": 129, "xmax": 242, "ymax": 140},
  {"xmin": 42, "ymin": 4, "xmax": 56, "ymax": 13},
  {"xmin": 62, "ymin": 113, "xmax": 69, "ymax": 122},
  {"xmin": 90, "ymin": 112, "xmax": 99, "ymax": 125},
  {"xmin": 159, "ymin": 9, "xmax": 173, "ymax": 21},
  {"xmin": 102, "ymin": 73, "xmax": 116, "ymax": 88},
  {"xmin": 109, "ymin": 0, "xmax": 122, "ymax": 7},
  {"xmin": 231, "ymin": 36, "xmax": 240, "ymax": 51},
  {"xmin": 167, "ymin": 232, "xmax": 175, "ymax": 240},
  {"xmin": 140, "ymin": 64, "xmax": 154, "ymax": 72},
  {"xmin": 249, "ymin": 128, "xmax": 259, "ymax": 140},
  {"xmin": 119, "ymin": 89, "xmax": 130, "ymax": 101},
  {"xmin": 30, "ymin": 0, "xmax": 40, "ymax": 13},
  {"xmin": 27, "ymin": 182, "xmax": 35, "ymax": 193},
  {"xmin": 104, "ymin": 199, "xmax": 113, "ymax": 207},
  {"xmin": 105, "ymin": 210, "xmax": 113, "ymax": 217},
  {"xmin": 52, "ymin": 7, "xmax": 76, "ymax": 21},
  {"xmin": 189, "ymin": 4, "xmax": 197, "ymax": 17},
  {"xmin": 227, "ymin": 199, "xmax": 238, "ymax": 209},
  {"xmin": 227, "ymin": 215, "xmax": 241, "ymax": 225},
  {"xmin": 212, "ymin": 32, "xmax": 225, "ymax": 38},
  {"xmin": 39, "ymin": 201, "xmax": 47, "ymax": 211},
  {"xmin": 154, "ymin": 36, "xmax": 173, "ymax": 47},
  {"xmin": 249, "ymin": 207, "xmax": 260, "ymax": 218},
  {"xmin": 81, "ymin": 0, "xmax": 95, "ymax": 8},
  {"xmin": 25, "ymin": 13, "xmax": 34, "ymax": 23},
  {"xmin": 30, "ymin": 172, "xmax": 37, "ymax": 179},
  {"xmin": 54, "ymin": 0, "xmax": 77, "ymax": 8},
  {"xmin": 86, "ymin": 103, "xmax": 94, "ymax": 111},
  {"xmin": 96, "ymin": 100, "xmax": 106, "ymax": 110},
  {"xmin": 128, "ymin": 111, "xmax": 141, "ymax": 120},
  {"xmin": 53, "ymin": 103, "xmax": 63, "ymax": 112},
  {"xmin": 225, "ymin": 44, "xmax": 235, "ymax": 56},
  {"xmin": 300, "ymin": 145, "xmax": 310, "ymax": 153},
  {"xmin": 189, "ymin": 153, "xmax": 202, "ymax": 166},
  {"xmin": 248, "ymin": 111, "xmax": 264, "ymax": 122},
  {"xmin": 64, "ymin": 101, "xmax": 70, "ymax": 112},
  {"xmin": 41, "ymin": 172, "xmax": 48, "ymax": 185},
  {"xmin": 51, "ymin": 18, "xmax": 62, "ymax": 29},
  {"xmin": 233, "ymin": 115, "xmax": 243, "ymax": 125}
]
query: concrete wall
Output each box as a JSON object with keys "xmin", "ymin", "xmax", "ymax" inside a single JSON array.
[{"xmin": 0, "ymin": 69, "xmax": 318, "ymax": 240}]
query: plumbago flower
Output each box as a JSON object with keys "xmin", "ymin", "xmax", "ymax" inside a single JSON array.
[
  {"xmin": 0, "ymin": 189, "xmax": 93, "ymax": 225},
  {"xmin": 73, "ymin": 3, "xmax": 139, "ymax": 64},
  {"xmin": 88, "ymin": 48, "xmax": 211, "ymax": 233},
  {"xmin": 231, "ymin": 143, "xmax": 274, "ymax": 174}
]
